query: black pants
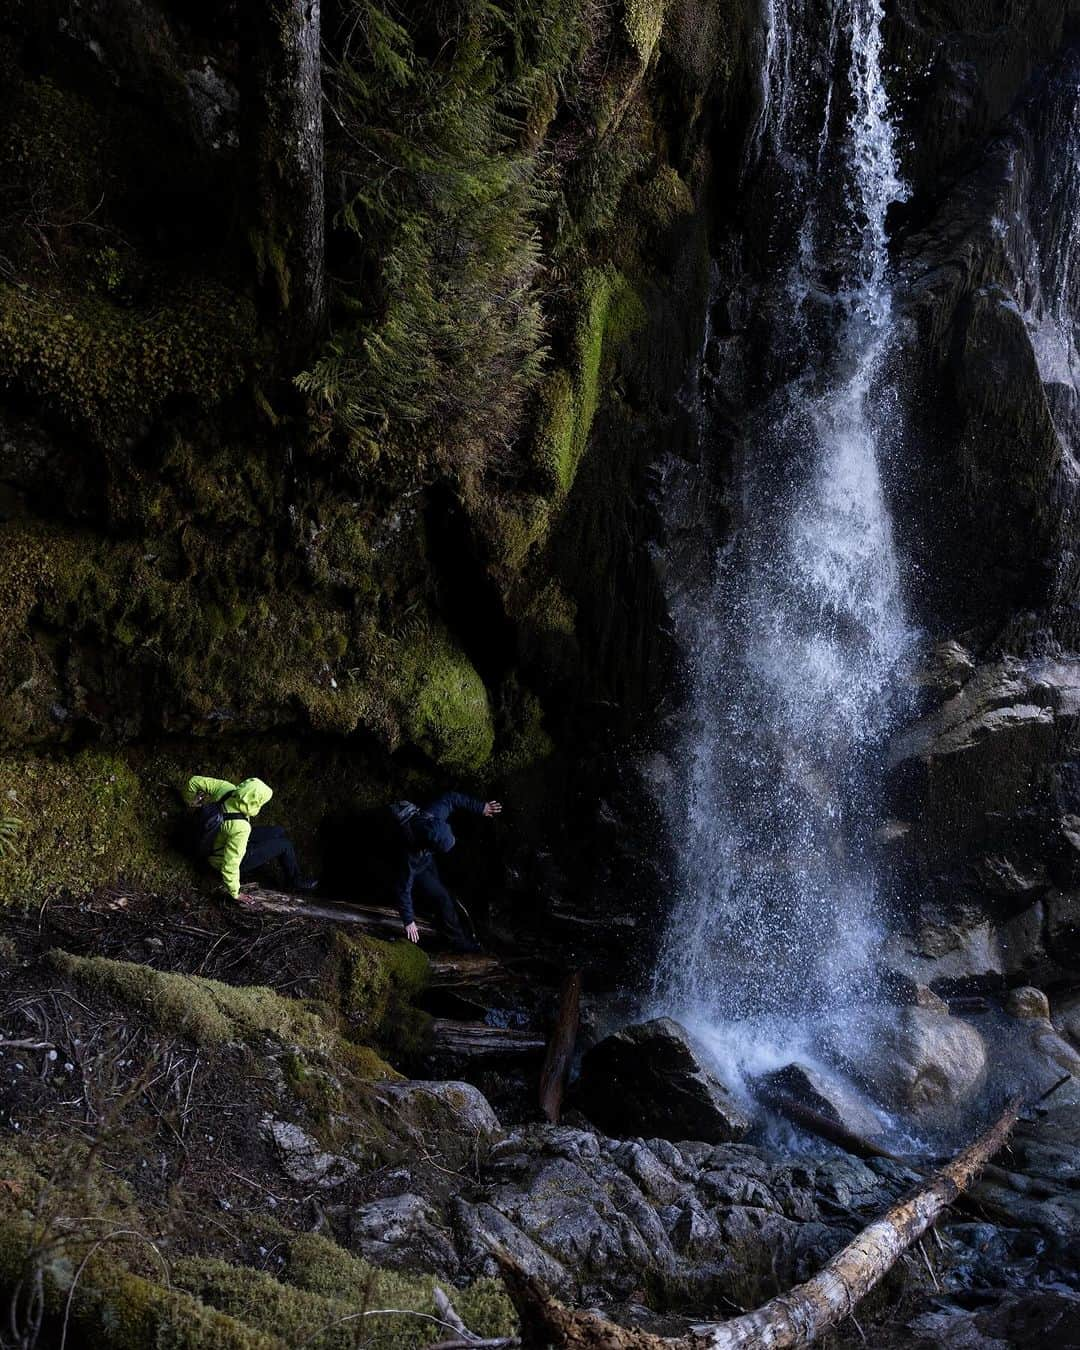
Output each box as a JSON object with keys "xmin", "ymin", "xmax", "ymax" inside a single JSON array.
[
  {"xmin": 240, "ymin": 825, "xmax": 302, "ymax": 886},
  {"xmin": 413, "ymin": 858, "xmax": 467, "ymax": 944}
]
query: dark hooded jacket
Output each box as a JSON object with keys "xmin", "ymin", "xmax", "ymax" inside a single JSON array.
[{"xmin": 394, "ymin": 791, "xmax": 486, "ymax": 924}]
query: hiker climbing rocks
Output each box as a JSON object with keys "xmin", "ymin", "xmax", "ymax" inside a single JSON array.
[
  {"xmin": 182, "ymin": 775, "xmax": 317, "ymax": 901},
  {"xmin": 391, "ymin": 792, "xmax": 502, "ymax": 952}
]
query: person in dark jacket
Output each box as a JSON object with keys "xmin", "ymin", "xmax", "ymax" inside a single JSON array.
[{"xmin": 395, "ymin": 792, "xmax": 501, "ymax": 952}]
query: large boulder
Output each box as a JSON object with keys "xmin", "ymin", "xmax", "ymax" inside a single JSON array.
[
  {"xmin": 576, "ymin": 1018, "xmax": 751, "ymax": 1143},
  {"xmin": 858, "ymin": 1008, "xmax": 988, "ymax": 1119}
]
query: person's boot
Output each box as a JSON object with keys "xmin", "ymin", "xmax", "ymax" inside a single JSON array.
[{"xmin": 296, "ymin": 877, "xmax": 319, "ymax": 893}]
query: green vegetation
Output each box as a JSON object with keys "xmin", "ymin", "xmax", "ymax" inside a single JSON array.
[
  {"xmin": 623, "ymin": 0, "xmax": 670, "ymax": 64},
  {"xmin": 0, "ymin": 750, "xmax": 192, "ymax": 906},
  {"xmin": 0, "ymin": 280, "xmax": 254, "ymax": 446},
  {"xmin": 394, "ymin": 624, "xmax": 496, "ymax": 772},
  {"xmin": 0, "ymin": 806, "xmax": 22, "ymax": 859},
  {"xmin": 51, "ymin": 951, "xmax": 343, "ymax": 1050},
  {"xmin": 535, "ymin": 267, "xmax": 646, "ymax": 497}
]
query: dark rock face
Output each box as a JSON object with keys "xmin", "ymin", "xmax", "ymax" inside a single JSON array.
[{"xmin": 576, "ymin": 1017, "xmax": 752, "ymax": 1143}]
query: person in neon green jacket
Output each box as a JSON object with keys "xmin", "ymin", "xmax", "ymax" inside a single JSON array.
[{"xmin": 182, "ymin": 775, "xmax": 317, "ymax": 900}]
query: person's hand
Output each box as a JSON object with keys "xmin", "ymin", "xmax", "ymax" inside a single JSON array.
[
  {"xmin": 483, "ymin": 801, "xmax": 502, "ymax": 817},
  {"xmin": 405, "ymin": 922, "xmax": 420, "ymax": 943}
]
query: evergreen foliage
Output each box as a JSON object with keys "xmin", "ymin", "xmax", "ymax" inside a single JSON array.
[{"xmin": 297, "ymin": 1, "xmax": 589, "ymax": 457}]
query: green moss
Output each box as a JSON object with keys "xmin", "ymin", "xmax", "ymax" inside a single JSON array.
[
  {"xmin": 392, "ymin": 625, "xmax": 495, "ymax": 773},
  {"xmin": 638, "ymin": 164, "xmax": 695, "ymax": 231},
  {"xmin": 51, "ymin": 951, "xmax": 337, "ymax": 1051},
  {"xmin": 535, "ymin": 267, "xmax": 646, "ymax": 497},
  {"xmin": 0, "ymin": 1208, "xmax": 279, "ymax": 1350},
  {"xmin": 623, "ymin": 0, "xmax": 670, "ymax": 64},
  {"xmin": 283, "ymin": 1233, "xmax": 517, "ymax": 1344},
  {"xmin": 0, "ymin": 279, "xmax": 255, "ymax": 446},
  {"xmin": 0, "ymin": 749, "xmax": 192, "ymax": 907},
  {"xmin": 331, "ymin": 932, "xmax": 427, "ymax": 1032}
]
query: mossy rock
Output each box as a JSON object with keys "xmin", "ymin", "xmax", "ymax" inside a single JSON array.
[
  {"xmin": 0, "ymin": 1206, "xmax": 279, "ymax": 1349},
  {"xmin": 534, "ymin": 266, "xmax": 647, "ymax": 498},
  {"xmin": 283, "ymin": 1232, "xmax": 516, "ymax": 1343},
  {"xmin": 623, "ymin": 0, "xmax": 671, "ymax": 64},
  {"xmin": 331, "ymin": 931, "xmax": 429, "ymax": 1037},
  {"xmin": 391, "ymin": 625, "xmax": 495, "ymax": 774}
]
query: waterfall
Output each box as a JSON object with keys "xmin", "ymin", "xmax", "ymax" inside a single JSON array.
[{"xmin": 655, "ymin": 0, "xmax": 916, "ymax": 1088}]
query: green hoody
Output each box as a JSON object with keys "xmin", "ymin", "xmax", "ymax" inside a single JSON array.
[{"xmin": 183, "ymin": 775, "xmax": 273, "ymax": 899}]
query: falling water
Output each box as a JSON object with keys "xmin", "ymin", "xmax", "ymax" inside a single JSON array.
[{"xmin": 655, "ymin": 0, "xmax": 916, "ymax": 1086}]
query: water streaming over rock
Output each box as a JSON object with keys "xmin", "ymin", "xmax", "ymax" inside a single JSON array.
[{"xmin": 655, "ymin": 0, "xmax": 917, "ymax": 1088}]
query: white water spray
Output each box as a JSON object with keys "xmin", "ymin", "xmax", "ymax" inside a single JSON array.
[{"xmin": 655, "ymin": 0, "xmax": 915, "ymax": 1093}]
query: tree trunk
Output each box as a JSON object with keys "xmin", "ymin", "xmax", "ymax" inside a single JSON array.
[
  {"xmin": 538, "ymin": 971, "xmax": 582, "ymax": 1124},
  {"xmin": 242, "ymin": 0, "xmax": 325, "ymax": 356},
  {"xmin": 752, "ymin": 1085, "xmax": 902, "ymax": 1163},
  {"xmin": 499, "ymin": 1098, "xmax": 1022, "ymax": 1350}
]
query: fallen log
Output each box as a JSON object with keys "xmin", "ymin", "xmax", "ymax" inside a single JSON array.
[
  {"xmin": 428, "ymin": 952, "xmax": 513, "ymax": 988},
  {"xmin": 753, "ymin": 1085, "xmax": 902, "ymax": 1163},
  {"xmin": 431, "ymin": 1020, "xmax": 547, "ymax": 1061},
  {"xmin": 238, "ymin": 888, "xmax": 436, "ymax": 940},
  {"xmin": 498, "ymin": 1096, "xmax": 1022, "ymax": 1350},
  {"xmin": 538, "ymin": 971, "xmax": 582, "ymax": 1124}
]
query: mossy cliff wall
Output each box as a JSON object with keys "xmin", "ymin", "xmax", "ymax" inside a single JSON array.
[{"xmin": 0, "ymin": 0, "xmax": 757, "ymax": 910}]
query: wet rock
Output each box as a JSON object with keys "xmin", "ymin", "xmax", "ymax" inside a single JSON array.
[
  {"xmin": 905, "ymin": 1291, "xmax": 1080, "ymax": 1349},
  {"xmin": 452, "ymin": 1197, "xmax": 574, "ymax": 1296},
  {"xmin": 1046, "ymin": 891, "xmax": 1080, "ymax": 970},
  {"xmin": 345, "ymin": 1194, "xmax": 459, "ymax": 1275},
  {"xmin": 859, "ymin": 1008, "xmax": 987, "ymax": 1118},
  {"xmin": 576, "ymin": 1018, "xmax": 751, "ymax": 1144},
  {"xmin": 882, "ymin": 915, "xmax": 1005, "ymax": 994},
  {"xmin": 753, "ymin": 1063, "xmax": 885, "ymax": 1140},
  {"xmin": 260, "ymin": 1117, "xmax": 358, "ymax": 1189},
  {"xmin": 1053, "ymin": 993, "xmax": 1080, "ymax": 1049},
  {"xmin": 889, "ymin": 660, "xmax": 1080, "ymax": 876}
]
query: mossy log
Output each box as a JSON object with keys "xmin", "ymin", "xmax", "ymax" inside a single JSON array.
[{"xmin": 499, "ymin": 1098, "xmax": 1022, "ymax": 1349}]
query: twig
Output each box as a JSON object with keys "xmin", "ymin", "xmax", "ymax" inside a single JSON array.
[{"xmin": 0, "ymin": 1039, "xmax": 55, "ymax": 1051}]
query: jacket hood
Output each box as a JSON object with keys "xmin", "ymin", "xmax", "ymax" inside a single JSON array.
[{"xmin": 232, "ymin": 778, "xmax": 273, "ymax": 817}]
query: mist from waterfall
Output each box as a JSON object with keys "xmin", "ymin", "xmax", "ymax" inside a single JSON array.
[{"xmin": 655, "ymin": 0, "xmax": 917, "ymax": 1088}]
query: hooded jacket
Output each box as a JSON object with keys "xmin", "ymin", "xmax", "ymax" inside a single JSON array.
[
  {"xmin": 184, "ymin": 775, "xmax": 273, "ymax": 899},
  {"xmin": 394, "ymin": 791, "xmax": 486, "ymax": 924}
]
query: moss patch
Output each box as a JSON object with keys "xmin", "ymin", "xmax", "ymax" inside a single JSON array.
[
  {"xmin": 0, "ymin": 280, "xmax": 255, "ymax": 447},
  {"xmin": 284, "ymin": 1232, "xmax": 517, "ymax": 1343},
  {"xmin": 393, "ymin": 625, "xmax": 495, "ymax": 773},
  {"xmin": 623, "ymin": 0, "xmax": 670, "ymax": 64},
  {"xmin": 51, "ymin": 950, "xmax": 340, "ymax": 1050},
  {"xmin": 535, "ymin": 267, "xmax": 647, "ymax": 498},
  {"xmin": 0, "ymin": 749, "xmax": 193, "ymax": 906}
]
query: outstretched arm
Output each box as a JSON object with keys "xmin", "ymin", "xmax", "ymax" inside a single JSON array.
[{"xmin": 426, "ymin": 792, "xmax": 501, "ymax": 820}]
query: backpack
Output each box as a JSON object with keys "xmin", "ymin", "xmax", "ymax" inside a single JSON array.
[
  {"xmin": 388, "ymin": 800, "xmax": 421, "ymax": 845},
  {"xmin": 187, "ymin": 796, "xmax": 247, "ymax": 858}
]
